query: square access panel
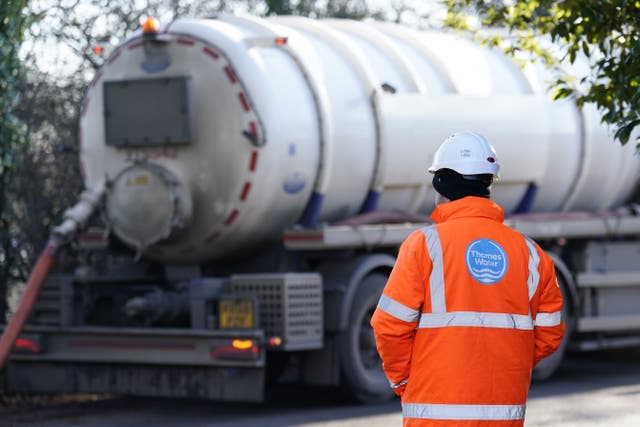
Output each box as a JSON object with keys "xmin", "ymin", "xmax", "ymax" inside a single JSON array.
[{"xmin": 103, "ymin": 76, "xmax": 191, "ymax": 147}]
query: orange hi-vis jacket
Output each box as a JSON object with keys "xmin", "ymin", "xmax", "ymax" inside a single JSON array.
[{"xmin": 371, "ymin": 196, "xmax": 565, "ymax": 427}]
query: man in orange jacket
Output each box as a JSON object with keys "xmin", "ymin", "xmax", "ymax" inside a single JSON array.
[{"xmin": 371, "ymin": 131, "xmax": 565, "ymax": 427}]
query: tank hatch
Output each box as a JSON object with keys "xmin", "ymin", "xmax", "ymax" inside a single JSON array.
[{"xmin": 105, "ymin": 163, "xmax": 192, "ymax": 253}]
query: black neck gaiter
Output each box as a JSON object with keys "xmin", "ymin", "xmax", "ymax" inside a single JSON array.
[{"xmin": 432, "ymin": 169, "xmax": 492, "ymax": 201}]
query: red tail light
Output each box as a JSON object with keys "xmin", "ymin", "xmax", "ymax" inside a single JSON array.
[
  {"xmin": 210, "ymin": 339, "xmax": 259, "ymax": 361},
  {"xmin": 14, "ymin": 337, "xmax": 41, "ymax": 354}
]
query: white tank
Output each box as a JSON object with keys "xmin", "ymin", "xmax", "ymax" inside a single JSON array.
[{"xmin": 79, "ymin": 15, "xmax": 640, "ymax": 263}]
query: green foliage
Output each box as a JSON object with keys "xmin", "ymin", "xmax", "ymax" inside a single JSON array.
[
  {"xmin": 1, "ymin": 0, "xmax": 29, "ymax": 318},
  {"xmin": 444, "ymin": 0, "xmax": 640, "ymax": 148},
  {"xmin": 0, "ymin": 0, "xmax": 28, "ymax": 180}
]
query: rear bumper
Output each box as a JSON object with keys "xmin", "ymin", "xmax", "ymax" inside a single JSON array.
[
  {"xmin": 5, "ymin": 360, "xmax": 265, "ymax": 401},
  {"xmin": 8, "ymin": 325, "xmax": 264, "ymax": 367},
  {"xmin": 4, "ymin": 326, "xmax": 266, "ymax": 401}
]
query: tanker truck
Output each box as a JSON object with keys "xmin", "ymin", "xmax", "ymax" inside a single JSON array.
[{"xmin": 3, "ymin": 14, "xmax": 640, "ymax": 403}]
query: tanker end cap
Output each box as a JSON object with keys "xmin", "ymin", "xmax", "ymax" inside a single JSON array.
[
  {"xmin": 428, "ymin": 131, "xmax": 500, "ymax": 177},
  {"xmin": 105, "ymin": 163, "xmax": 193, "ymax": 252}
]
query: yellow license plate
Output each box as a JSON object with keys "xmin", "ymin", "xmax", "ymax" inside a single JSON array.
[{"xmin": 218, "ymin": 299, "xmax": 255, "ymax": 329}]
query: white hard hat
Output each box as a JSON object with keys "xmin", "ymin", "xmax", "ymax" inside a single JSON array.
[{"xmin": 428, "ymin": 131, "xmax": 500, "ymax": 176}]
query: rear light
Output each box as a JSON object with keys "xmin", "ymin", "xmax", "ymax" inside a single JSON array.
[
  {"xmin": 268, "ymin": 336, "xmax": 283, "ymax": 347},
  {"xmin": 13, "ymin": 337, "xmax": 42, "ymax": 354},
  {"xmin": 246, "ymin": 36, "xmax": 289, "ymax": 48},
  {"xmin": 210, "ymin": 339, "xmax": 260, "ymax": 362},
  {"xmin": 232, "ymin": 339, "xmax": 254, "ymax": 350}
]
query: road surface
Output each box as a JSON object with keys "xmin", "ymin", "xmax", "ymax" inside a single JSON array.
[{"xmin": 2, "ymin": 350, "xmax": 640, "ymax": 427}]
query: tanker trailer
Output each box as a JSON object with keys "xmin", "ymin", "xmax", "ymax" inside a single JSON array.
[{"xmin": 3, "ymin": 14, "xmax": 640, "ymax": 403}]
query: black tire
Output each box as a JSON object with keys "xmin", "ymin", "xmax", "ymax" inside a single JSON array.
[
  {"xmin": 338, "ymin": 273, "xmax": 395, "ymax": 403},
  {"xmin": 532, "ymin": 273, "xmax": 574, "ymax": 381}
]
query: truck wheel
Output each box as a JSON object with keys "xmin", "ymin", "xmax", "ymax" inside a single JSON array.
[
  {"xmin": 532, "ymin": 274, "xmax": 573, "ymax": 381},
  {"xmin": 338, "ymin": 273, "xmax": 394, "ymax": 403}
]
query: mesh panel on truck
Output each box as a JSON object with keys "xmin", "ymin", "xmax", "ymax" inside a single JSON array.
[{"xmin": 229, "ymin": 273, "xmax": 323, "ymax": 351}]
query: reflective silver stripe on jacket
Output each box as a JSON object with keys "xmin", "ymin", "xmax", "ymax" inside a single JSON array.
[
  {"xmin": 422, "ymin": 226, "xmax": 446, "ymax": 313},
  {"xmin": 390, "ymin": 378, "xmax": 408, "ymax": 389},
  {"xmin": 377, "ymin": 294, "xmax": 420, "ymax": 323},
  {"xmin": 535, "ymin": 311, "xmax": 563, "ymax": 327},
  {"xmin": 415, "ymin": 228, "xmax": 545, "ymax": 331},
  {"xmin": 403, "ymin": 403, "xmax": 526, "ymax": 421},
  {"xmin": 524, "ymin": 237, "xmax": 540, "ymax": 301},
  {"xmin": 418, "ymin": 311, "xmax": 534, "ymax": 330}
]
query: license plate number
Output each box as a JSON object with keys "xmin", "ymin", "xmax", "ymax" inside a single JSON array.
[{"xmin": 218, "ymin": 299, "xmax": 255, "ymax": 329}]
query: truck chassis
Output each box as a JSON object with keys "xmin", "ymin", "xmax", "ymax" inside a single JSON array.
[{"xmin": 5, "ymin": 207, "xmax": 640, "ymax": 401}]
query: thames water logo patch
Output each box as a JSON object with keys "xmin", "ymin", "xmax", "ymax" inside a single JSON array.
[{"xmin": 465, "ymin": 239, "xmax": 508, "ymax": 284}]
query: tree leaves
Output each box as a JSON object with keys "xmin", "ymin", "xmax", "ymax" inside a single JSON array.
[{"xmin": 0, "ymin": 0, "xmax": 29, "ymax": 318}]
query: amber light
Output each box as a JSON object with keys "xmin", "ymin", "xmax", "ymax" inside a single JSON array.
[
  {"xmin": 141, "ymin": 17, "xmax": 160, "ymax": 34},
  {"xmin": 211, "ymin": 339, "xmax": 260, "ymax": 361},
  {"xmin": 232, "ymin": 339, "xmax": 254, "ymax": 350}
]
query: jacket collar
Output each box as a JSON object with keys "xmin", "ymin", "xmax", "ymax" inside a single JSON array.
[{"xmin": 431, "ymin": 196, "xmax": 505, "ymax": 224}]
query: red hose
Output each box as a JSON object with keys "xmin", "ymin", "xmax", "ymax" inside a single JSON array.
[{"xmin": 0, "ymin": 239, "xmax": 57, "ymax": 369}]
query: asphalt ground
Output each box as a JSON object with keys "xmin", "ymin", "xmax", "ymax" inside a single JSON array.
[{"xmin": 2, "ymin": 349, "xmax": 639, "ymax": 427}]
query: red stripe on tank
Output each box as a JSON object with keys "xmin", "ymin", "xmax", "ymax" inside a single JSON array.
[
  {"xmin": 107, "ymin": 50, "xmax": 121, "ymax": 64},
  {"xmin": 224, "ymin": 210, "xmax": 239, "ymax": 226},
  {"xmin": 202, "ymin": 47, "xmax": 219, "ymax": 59},
  {"xmin": 238, "ymin": 93, "xmax": 250, "ymax": 112},
  {"xmin": 128, "ymin": 40, "xmax": 144, "ymax": 50},
  {"xmin": 249, "ymin": 121, "xmax": 258, "ymax": 139},
  {"xmin": 249, "ymin": 151, "xmax": 258, "ymax": 172},
  {"xmin": 239, "ymin": 182, "xmax": 252, "ymax": 201},
  {"xmin": 177, "ymin": 38, "xmax": 195, "ymax": 46},
  {"xmin": 224, "ymin": 66, "xmax": 237, "ymax": 84}
]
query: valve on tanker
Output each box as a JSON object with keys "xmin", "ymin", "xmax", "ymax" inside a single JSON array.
[{"xmin": 105, "ymin": 162, "xmax": 193, "ymax": 256}]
